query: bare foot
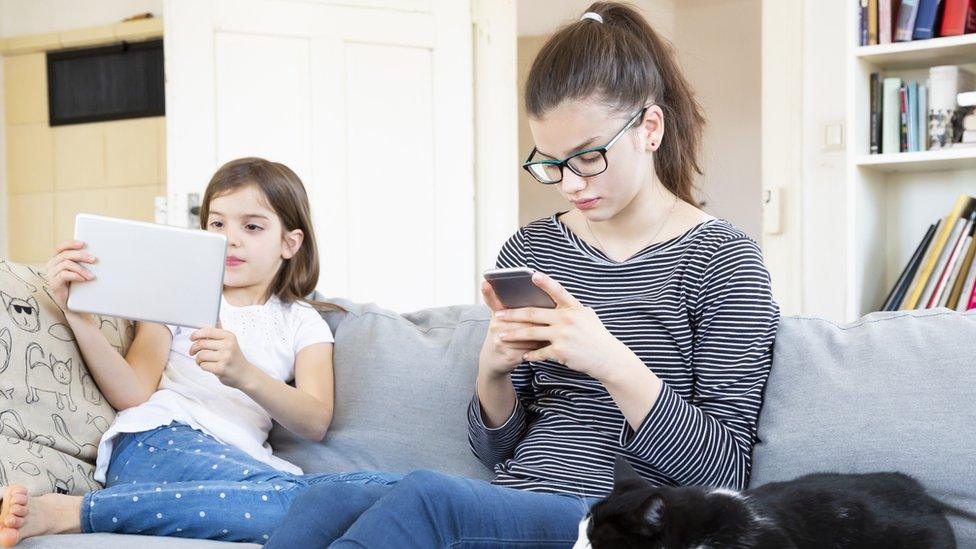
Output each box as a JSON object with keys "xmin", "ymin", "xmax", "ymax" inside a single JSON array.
[
  {"xmin": 0, "ymin": 485, "xmax": 83, "ymax": 547},
  {"xmin": 0, "ymin": 485, "xmax": 28, "ymax": 547}
]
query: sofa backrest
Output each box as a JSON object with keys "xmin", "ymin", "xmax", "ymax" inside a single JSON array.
[
  {"xmin": 751, "ymin": 308, "xmax": 976, "ymax": 545},
  {"xmin": 270, "ymin": 297, "xmax": 493, "ymax": 480},
  {"xmin": 273, "ymin": 298, "xmax": 976, "ymax": 544}
]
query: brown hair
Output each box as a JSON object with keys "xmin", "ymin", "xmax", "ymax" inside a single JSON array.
[
  {"xmin": 524, "ymin": 2, "xmax": 705, "ymax": 205},
  {"xmin": 200, "ymin": 157, "xmax": 342, "ymax": 312}
]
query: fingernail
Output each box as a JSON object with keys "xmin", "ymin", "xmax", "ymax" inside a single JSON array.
[
  {"xmin": 498, "ymin": 332, "xmax": 508, "ymax": 340},
  {"xmin": 522, "ymin": 354, "xmax": 529, "ymax": 361},
  {"xmin": 495, "ymin": 311, "xmax": 506, "ymax": 319}
]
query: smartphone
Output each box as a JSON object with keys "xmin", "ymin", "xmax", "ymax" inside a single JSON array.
[{"xmin": 483, "ymin": 267, "xmax": 556, "ymax": 309}]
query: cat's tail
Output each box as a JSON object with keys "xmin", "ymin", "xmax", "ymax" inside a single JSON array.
[{"xmin": 931, "ymin": 496, "xmax": 976, "ymax": 522}]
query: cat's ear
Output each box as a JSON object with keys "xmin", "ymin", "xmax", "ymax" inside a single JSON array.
[
  {"xmin": 27, "ymin": 296, "xmax": 38, "ymax": 310},
  {"xmin": 641, "ymin": 494, "xmax": 666, "ymax": 531},
  {"xmin": 0, "ymin": 291, "xmax": 12, "ymax": 309},
  {"xmin": 613, "ymin": 455, "xmax": 643, "ymax": 488}
]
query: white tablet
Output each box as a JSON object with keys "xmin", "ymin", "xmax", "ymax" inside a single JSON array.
[{"xmin": 67, "ymin": 213, "xmax": 227, "ymax": 329}]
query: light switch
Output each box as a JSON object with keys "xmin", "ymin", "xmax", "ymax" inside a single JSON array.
[
  {"xmin": 763, "ymin": 187, "xmax": 783, "ymax": 235},
  {"xmin": 824, "ymin": 121, "xmax": 845, "ymax": 151},
  {"xmin": 154, "ymin": 196, "xmax": 167, "ymax": 224}
]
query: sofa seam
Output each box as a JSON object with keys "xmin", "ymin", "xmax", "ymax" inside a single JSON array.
[{"xmin": 784, "ymin": 311, "xmax": 976, "ymax": 330}]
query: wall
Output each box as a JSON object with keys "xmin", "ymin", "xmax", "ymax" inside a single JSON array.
[
  {"xmin": 0, "ymin": 0, "xmax": 161, "ymax": 37},
  {"xmin": 801, "ymin": 0, "xmax": 847, "ymax": 320},
  {"xmin": 2, "ymin": 9, "xmax": 165, "ymax": 265},
  {"xmin": 674, "ymin": 0, "xmax": 762, "ymax": 240}
]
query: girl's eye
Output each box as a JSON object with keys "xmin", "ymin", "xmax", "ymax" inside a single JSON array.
[
  {"xmin": 246, "ymin": 224, "xmax": 263, "ymax": 231},
  {"xmin": 209, "ymin": 221, "xmax": 223, "ymax": 228}
]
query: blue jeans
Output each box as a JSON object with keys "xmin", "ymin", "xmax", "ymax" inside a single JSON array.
[
  {"xmin": 80, "ymin": 422, "xmax": 399, "ymax": 543},
  {"xmin": 265, "ymin": 469, "xmax": 597, "ymax": 548}
]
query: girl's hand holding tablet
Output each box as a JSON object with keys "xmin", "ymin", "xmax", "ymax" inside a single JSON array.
[{"xmin": 45, "ymin": 240, "xmax": 97, "ymax": 314}]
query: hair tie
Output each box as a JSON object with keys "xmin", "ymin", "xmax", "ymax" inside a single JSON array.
[{"xmin": 580, "ymin": 12, "xmax": 603, "ymax": 23}]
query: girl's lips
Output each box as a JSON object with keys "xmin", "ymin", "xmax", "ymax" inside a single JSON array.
[
  {"xmin": 574, "ymin": 198, "xmax": 600, "ymax": 210},
  {"xmin": 226, "ymin": 258, "xmax": 244, "ymax": 266}
]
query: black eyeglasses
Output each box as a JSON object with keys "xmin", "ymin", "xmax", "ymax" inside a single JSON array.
[{"xmin": 522, "ymin": 106, "xmax": 649, "ymax": 185}]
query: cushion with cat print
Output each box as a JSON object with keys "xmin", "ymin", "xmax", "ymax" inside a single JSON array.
[{"xmin": 0, "ymin": 257, "xmax": 132, "ymax": 496}]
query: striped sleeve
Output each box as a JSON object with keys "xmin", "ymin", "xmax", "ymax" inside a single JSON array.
[
  {"xmin": 467, "ymin": 230, "xmax": 537, "ymax": 469},
  {"xmin": 619, "ymin": 237, "xmax": 779, "ymax": 490}
]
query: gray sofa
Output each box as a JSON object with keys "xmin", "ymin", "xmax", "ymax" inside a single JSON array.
[{"xmin": 24, "ymin": 301, "xmax": 976, "ymax": 548}]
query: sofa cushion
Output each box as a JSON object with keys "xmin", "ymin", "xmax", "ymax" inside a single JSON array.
[
  {"xmin": 0, "ymin": 258, "xmax": 131, "ymax": 496},
  {"xmin": 270, "ymin": 297, "xmax": 493, "ymax": 480},
  {"xmin": 751, "ymin": 308, "xmax": 976, "ymax": 545}
]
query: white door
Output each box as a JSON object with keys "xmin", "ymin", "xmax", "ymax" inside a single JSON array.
[{"xmin": 163, "ymin": 0, "xmax": 475, "ymax": 312}]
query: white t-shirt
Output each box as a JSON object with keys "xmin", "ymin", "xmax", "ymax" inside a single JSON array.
[{"xmin": 93, "ymin": 294, "xmax": 334, "ymax": 483}]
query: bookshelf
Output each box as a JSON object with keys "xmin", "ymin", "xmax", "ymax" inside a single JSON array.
[{"xmin": 846, "ymin": 11, "xmax": 976, "ymax": 321}]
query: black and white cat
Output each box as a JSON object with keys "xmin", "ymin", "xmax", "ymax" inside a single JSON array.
[{"xmin": 576, "ymin": 456, "xmax": 971, "ymax": 549}]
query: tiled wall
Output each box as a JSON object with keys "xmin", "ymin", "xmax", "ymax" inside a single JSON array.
[{"xmin": 4, "ymin": 40, "xmax": 165, "ymax": 265}]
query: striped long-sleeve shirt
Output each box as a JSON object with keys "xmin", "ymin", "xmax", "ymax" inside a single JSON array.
[{"xmin": 467, "ymin": 215, "xmax": 780, "ymax": 497}]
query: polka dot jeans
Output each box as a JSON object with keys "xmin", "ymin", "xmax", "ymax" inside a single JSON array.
[{"xmin": 79, "ymin": 422, "xmax": 400, "ymax": 543}]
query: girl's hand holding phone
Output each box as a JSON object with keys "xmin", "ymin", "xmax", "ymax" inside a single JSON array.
[
  {"xmin": 494, "ymin": 272, "xmax": 635, "ymax": 384},
  {"xmin": 45, "ymin": 240, "xmax": 97, "ymax": 314},
  {"xmin": 478, "ymin": 281, "xmax": 547, "ymax": 380},
  {"xmin": 189, "ymin": 321, "xmax": 257, "ymax": 389}
]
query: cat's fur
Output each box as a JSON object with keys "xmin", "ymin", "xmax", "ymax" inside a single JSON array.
[{"xmin": 576, "ymin": 456, "xmax": 972, "ymax": 549}]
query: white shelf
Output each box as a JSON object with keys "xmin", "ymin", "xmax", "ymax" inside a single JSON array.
[
  {"xmin": 855, "ymin": 147, "xmax": 976, "ymax": 173},
  {"xmin": 846, "ymin": 22, "xmax": 976, "ymax": 321},
  {"xmin": 856, "ymin": 33, "xmax": 976, "ymax": 70}
]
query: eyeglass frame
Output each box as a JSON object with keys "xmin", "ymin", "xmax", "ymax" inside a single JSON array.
[{"xmin": 521, "ymin": 105, "xmax": 650, "ymax": 185}]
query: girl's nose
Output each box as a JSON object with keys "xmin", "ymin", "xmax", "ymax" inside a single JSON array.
[
  {"xmin": 225, "ymin": 230, "xmax": 242, "ymax": 247},
  {"xmin": 560, "ymin": 171, "xmax": 587, "ymax": 195}
]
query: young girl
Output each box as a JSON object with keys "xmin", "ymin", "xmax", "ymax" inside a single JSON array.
[
  {"xmin": 0, "ymin": 157, "xmax": 395, "ymax": 546},
  {"xmin": 264, "ymin": 2, "xmax": 780, "ymax": 547}
]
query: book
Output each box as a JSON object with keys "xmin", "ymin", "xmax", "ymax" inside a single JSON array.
[
  {"xmin": 900, "ymin": 219, "xmax": 945, "ymax": 309},
  {"xmin": 929, "ymin": 66, "xmax": 976, "ymax": 149},
  {"xmin": 895, "ymin": 0, "xmax": 922, "ymax": 40},
  {"xmin": 958, "ymin": 242, "xmax": 976, "ymax": 310},
  {"xmin": 939, "ymin": 233, "xmax": 972, "ymax": 307},
  {"xmin": 913, "ymin": 0, "xmax": 944, "ymax": 38},
  {"xmin": 935, "ymin": 233, "xmax": 973, "ymax": 309},
  {"xmin": 940, "ymin": 0, "xmax": 976, "ymax": 35},
  {"xmin": 871, "ymin": 73, "xmax": 883, "ymax": 154},
  {"xmin": 958, "ymin": 90, "xmax": 976, "ymax": 107},
  {"xmin": 907, "ymin": 81, "xmax": 919, "ymax": 152},
  {"xmin": 918, "ymin": 81, "xmax": 928, "ymax": 150},
  {"xmin": 900, "ymin": 86, "xmax": 909, "ymax": 152},
  {"xmin": 870, "ymin": 0, "xmax": 880, "ymax": 43},
  {"xmin": 881, "ymin": 0, "xmax": 900, "ymax": 43},
  {"xmin": 930, "ymin": 212, "xmax": 976, "ymax": 308},
  {"xmin": 918, "ymin": 217, "xmax": 966, "ymax": 308},
  {"xmin": 967, "ymin": 277, "xmax": 976, "ymax": 310},
  {"xmin": 881, "ymin": 221, "xmax": 938, "ymax": 311},
  {"xmin": 948, "ymin": 222, "xmax": 976, "ymax": 307},
  {"xmin": 862, "ymin": 0, "xmax": 870, "ymax": 45},
  {"xmin": 901, "ymin": 194, "xmax": 975, "ymax": 309},
  {"xmin": 883, "ymin": 77, "xmax": 904, "ymax": 153}
]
